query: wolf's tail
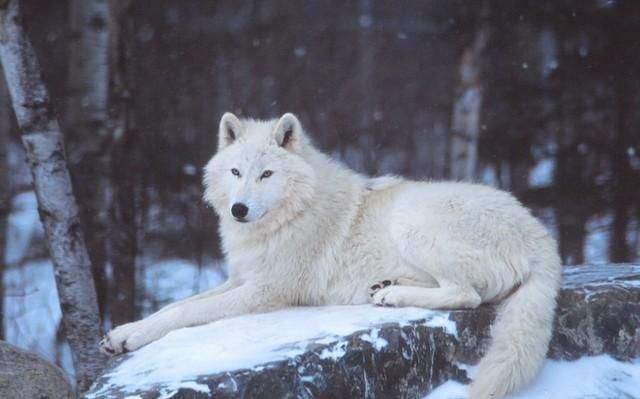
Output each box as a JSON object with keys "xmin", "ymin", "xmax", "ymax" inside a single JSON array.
[{"xmin": 469, "ymin": 243, "xmax": 561, "ymax": 399}]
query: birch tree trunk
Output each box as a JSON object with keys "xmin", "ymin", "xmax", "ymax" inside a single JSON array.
[
  {"xmin": 0, "ymin": 0, "xmax": 105, "ymax": 391},
  {"xmin": 67, "ymin": 0, "xmax": 111, "ymax": 319},
  {"xmin": 448, "ymin": 20, "xmax": 489, "ymax": 181},
  {"xmin": 0, "ymin": 64, "xmax": 9, "ymax": 340},
  {"xmin": 107, "ymin": 0, "xmax": 137, "ymax": 327},
  {"xmin": 67, "ymin": 0, "xmax": 109, "ymax": 135}
]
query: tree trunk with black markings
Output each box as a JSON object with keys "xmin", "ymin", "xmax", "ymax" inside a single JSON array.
[
  {"xmin": 107, "ymin": 0, "xmax": 137, "ymax": 327},
  {"xmin": 66, "ymin": 0, "xmax": 111, "ymax": 321},
  {"xmin": 448, "ymin": 13, "xmax": 489, "ymax": 181},
  {"xmin": 0, "ymin": 64, "xmax": 9, "ymax": 341},
  {"xmin": 0, "ymin": 0, "xmax": 105, "ymax": 391}
]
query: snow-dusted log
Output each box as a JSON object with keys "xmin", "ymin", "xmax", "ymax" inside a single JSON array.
[
  {"xmin": 448, "ymin": 22, "xmax": 489, "ymax": 181},
  {"xmin": 0, "ymin": 0, "xmax": 105, "ymax": 391}
]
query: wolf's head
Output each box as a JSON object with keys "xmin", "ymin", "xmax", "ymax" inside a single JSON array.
[{"xmin": 203, "ymin": 113, "xmax": 317, "ymax": 227}]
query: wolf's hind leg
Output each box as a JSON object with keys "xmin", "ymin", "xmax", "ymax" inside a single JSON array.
[
  {"xmin": 368, "ymin": 277, "xmax": 438, "ymax": 298},
  {"xmin": 372, "ymin": 284, "xmax": 481, "ymax": 309}
]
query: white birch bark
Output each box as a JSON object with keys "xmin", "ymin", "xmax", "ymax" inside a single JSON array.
[
  {"xmin": 449, "ymin": 26, "xmax": 489, "ymax": 181},
  {"xmin": 66, "ymin": 0, "xmax": 111, "ymax": 320},
  {"xmin": 67, "ymin": 0, "xmax": 109, "ymax": 143},
  {"xmin": 0, "ymin": 0, "xmax": 105, "ymax": 391},
  {"xmin": 0, "ymin": 64, "xmax": 9, "ymax": 340}
]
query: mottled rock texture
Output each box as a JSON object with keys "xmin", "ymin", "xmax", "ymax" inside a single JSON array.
[
  {"xmin": 86, "ymin": 264, "xmax": 640, "ymax": 398},
  {"xmin": 0, "ymin": 340, "xmax": 74, "ymax": 399}
]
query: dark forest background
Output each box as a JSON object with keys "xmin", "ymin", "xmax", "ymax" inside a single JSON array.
[{"xmin": 1, "ymin": 0, "xmax": 639, "ymax": 376}]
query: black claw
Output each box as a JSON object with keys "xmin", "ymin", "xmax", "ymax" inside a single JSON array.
[
  {"xmin": 104, "ymin": 346, "xmax": 115, "ymax": 354},
  {"xmin": 370, "ymin": 284, "xmax": 381, "ymax": 290},
  {"xmin": 382, "ymin": 280, "xmax": 392, "ymax": 287}
]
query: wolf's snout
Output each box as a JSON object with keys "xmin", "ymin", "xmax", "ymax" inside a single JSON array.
[{"xmin": 231, "ymin": 203, "xmax": 249, "ymax": 219}]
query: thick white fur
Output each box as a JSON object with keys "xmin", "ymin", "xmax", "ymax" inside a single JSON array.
[{"xmin": 100, "ymin": 113, "xmax": 562, "ymax": 399}]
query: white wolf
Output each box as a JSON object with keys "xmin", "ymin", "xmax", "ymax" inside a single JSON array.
[{"xmin": 101, "ymin": 112, "xmax": 562, "ymax": 399}]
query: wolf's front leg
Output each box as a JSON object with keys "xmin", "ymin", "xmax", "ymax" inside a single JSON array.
[{"xmin": 100, "ymin": 283, "xmax": 281, "ymax": 355}]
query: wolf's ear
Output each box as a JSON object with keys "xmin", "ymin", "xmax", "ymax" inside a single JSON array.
[
  {"xmin": 272, "ymin": 113, "xmax": 304, "ymax": 152},
  {"xmin": 218, "ymin": 112, "xmax": 242, "ymax": 151}
]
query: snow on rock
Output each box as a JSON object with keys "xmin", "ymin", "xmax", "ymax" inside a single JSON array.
[
  {"xmin": 87, "ymin": 305, "xmax": 454, "ymax": 398},
  {"xmin": 426, "ymin": 356, "xmax": 640, "ymax": 399},
  {"xmin": 85, "ymin": 264, "xmax": 640, "ymax": 399}
]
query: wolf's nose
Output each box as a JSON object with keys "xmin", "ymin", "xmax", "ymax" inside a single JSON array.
[{"xmin": 231, "ymin": 203, "xmax": 249, "ymax": 219}]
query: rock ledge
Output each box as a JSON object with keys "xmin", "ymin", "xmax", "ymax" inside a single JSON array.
[{"xmin": 85, "ymin": 264, "xmax": 640, "ymax": 399}]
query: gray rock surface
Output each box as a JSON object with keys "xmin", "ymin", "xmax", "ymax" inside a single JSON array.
[
  {"xmin": 85, "ymin": 264, "xmax": 640, "ymax": 399},
  {"xmin": 0, "ymin": 340, "xmax": 74, "ymax": 399}
]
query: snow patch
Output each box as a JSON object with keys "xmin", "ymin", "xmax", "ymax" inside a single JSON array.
[
  {"xmin": 426, "ymin": 356, "xmax": 640, "ymax": 399},
  {"xmin": 319, "ymin": 341, "xmax": 348, "ymax": 360},
  {"xmin": 360, "ymin": 328, "xmax": 388, "ymax": 351},
  {"xmin": 4, "ymin": 191, "xmax": 42, "ymax": 265},
  {"xmin": 140, "ymin": 258, "xmax": 226, "ymax": 317},
  {"xmin": 90, "ymin": 305, "xmax": 452, "ymax": 395},
  {"xmin": 423, "ymin": 312, "xmax": 458, "ymax": 337},
  {"xmin": 3, "ymin": 260, "xmax": 74, "ymax": 378},
  {"xmin": 3, "ymin": 258, "xmax": 225, "ymax": 380},
  {"xmin": 528, "ymin": 158, "xmax": 554, "ymax": 188},
  {"xmin": 584, "ymin": 213, "xmax": 613, "ymax": 265}
]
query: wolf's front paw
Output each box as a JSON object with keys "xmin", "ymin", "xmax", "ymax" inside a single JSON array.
[{"xmin": 99, "ymin": 321, "xmax": 151, "ymax": 355}]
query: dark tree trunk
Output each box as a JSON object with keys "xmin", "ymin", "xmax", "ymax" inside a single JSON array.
[
  {"xmin": 107, "ymin": 0, "xmax": 137, "ymax": 326},
  {"xmin": 609, "ymin": 76, "xmax": 633, "ymax": 263},
  {"xmin": 553, "ymin": 144, "xmax": 588, "ymax": 265},
  {"xmin": 0, "ymin": 0, "xmax": 106, "ymax": 391},
  {"xmin": 608, "ymin": 3, "xmax": 637, "ymax": 263}
]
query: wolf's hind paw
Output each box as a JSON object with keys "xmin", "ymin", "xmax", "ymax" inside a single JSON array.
[{"xmin": 369, "ymin": 279, "xmax": 396, "ymax": 299}]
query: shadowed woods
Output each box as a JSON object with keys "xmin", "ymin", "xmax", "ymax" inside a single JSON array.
[{"xmin": 0, "ymin": 0, "xmax": 639, "ymax": 394}]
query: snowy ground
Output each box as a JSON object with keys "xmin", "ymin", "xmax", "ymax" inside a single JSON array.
[
  {"xmin": 3, "ymin": 259, "xmax": 73, "ymax": 373},
  {"xmin": 3, "ymin": 258, "xmax": 225, "ymax": 382},
  {"xmin": 426, "ymin": 356, "xmax": 640, "ymax": 399}
]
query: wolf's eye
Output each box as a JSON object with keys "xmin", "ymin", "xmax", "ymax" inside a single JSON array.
[
  {"xmin": 231, "ymin": 168, "xmax": 240, "ymax": 177},
  {"xmin": 260, "ymin": 170, "xmax": 273, "ymax": 179}
]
